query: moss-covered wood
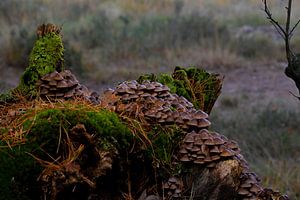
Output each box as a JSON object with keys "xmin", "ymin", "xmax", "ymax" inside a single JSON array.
[{"xmin": 0, "ymin": 24, "xmax": 290, "ymax": 200}]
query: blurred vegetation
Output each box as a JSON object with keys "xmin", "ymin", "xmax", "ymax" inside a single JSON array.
[
  {"xmin": 1, "ymin": 0, "xmax": 300, "ymax": 85},
  {"xmin": 211, "ymin": 100, "xmax": 300, "ymax": 199}
]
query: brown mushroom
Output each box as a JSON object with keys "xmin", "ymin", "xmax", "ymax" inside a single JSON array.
[
  {"xmin": 238, "ymin": 188, "xmax": 250, "ymax": 196},
  {"xmin": 57, "ymin": 80, "xmax": 68, "ymax": 88}
]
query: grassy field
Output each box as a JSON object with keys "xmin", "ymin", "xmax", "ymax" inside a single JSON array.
[{"xmin": 0, "ymin": 0, "xmax": 300, "ymax": 199}]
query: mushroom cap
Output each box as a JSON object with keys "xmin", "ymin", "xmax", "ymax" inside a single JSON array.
[
  {"xmin": 238, "ymin": 188, "xmax": 250, "ymax": 196},
  {"xmin": 41, "ymin": 73, "xmax": 52, "ymax": 81},
  {"xmin": 197, "ymin": 118, "xmax": 211, "ymax": 128},
  {"xmin": 127, "ymin": 82, "xmax": 138, "ymax": 90},
  {"xmin": 187, "ymin": 119, "xmax": 198, "ymax": 126},
  {"xmin": 213, "ymin": 137, "xmax": 225, "ymax": 145},
  {"xmin": 66, "ymin": 80, "xmax": 78, "ymax": 88},
  {"xmin": 57, "ymin": 80, "xmax": 68, "ymax": 88},
  {"xmin": 40, "ymin": 83, "xmax": 50, "ymax": 89},
  {"xmin": 51, "ymin": 71, "xmax": 64, "ymax": 81},
  {"xmin": 198, "ymin": 129, "xmax": 211, "ymax": 140},
  {"xmin": 179, "ymin": 148, "xmax": 188, "ymax": 154},
  {"xmin": 64, "ymin": 89, "xmax": 75, "ymax": 98},
  {"xmin": 49, "ymin": 80, "xmax": 57, "ymax": 86},
  {"xmin": 211, "ymin": 155, "xmax": 220, "ymax": 161},
  {"xmin": 191, "ymin": 146, "xmax": 201, "ymax": 152},
  {"xmin": 204, "ymin": 138, "xmax": 215, "ymax": 145},
  {"xmin": 144, "ymin": 83, "xmax": 156, "ymax": 90},
  {"xmin": 210, "ymin": 146, "xmax": 220, "ymax": 153},
  {"xmin": 184, "ymin": 135, "xmax": 194, "ymax": 143},
  {"xmin": 220, "ymin": 148, "xmax": 235, "ymax": 157},
  {"xmin": 240, "ymin": 182, "xmax": 252, "ymax": 188},
  {"xmin": 179, "ymin": 155, "xmax": 190, "ymax": 162},
  {"xmin": 168, "ymin": 177, "xmax": 178, "ymax": 183},
  {"xmin": 194, "ymin": 159, "xmax": 205, "ymax": 164},
  {"xmin": 194, "ymin": 110, "xmax": 208, "ymax": 119},
  {"xmin": 249, "ymin": 184, "xmax": 262, "ymax": 194}
]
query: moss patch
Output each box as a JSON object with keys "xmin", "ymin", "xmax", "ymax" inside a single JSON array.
[
  {"xmin": 16, "ymin": 26, "xmax": 64, "ymax": 97},
  {"xmin": 0, "ymin": 103, "xmax": 133, "ymax": 199}
]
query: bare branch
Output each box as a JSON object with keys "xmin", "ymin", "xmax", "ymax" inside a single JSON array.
[
  {"xmin": 289, "ymin": 19, "xmax": 300, "ymax": 36},
  {"xmin": 262, "ymin": 0, "xmax": 287, "ymax": 37}
]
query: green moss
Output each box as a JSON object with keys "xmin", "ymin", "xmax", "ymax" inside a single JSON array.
[
  {"xmin": 0, "ymin": 142, "xmax": 43, "ymax": 200},
  {"xmin": 138, "ymin": 66, "xmax": 223, "ymax": 114},
  {"xmin": 145, "ymin": 126, "xmax": 183, "ymax": 173},
  {"xmin": 16, "ymin": 31, "xmax": 64, "ymax": 97},
  {"xmin": 24, "ymin": 106, "xmax": 133, "ymax": 156},
  {"xmin": 0, "ymin": 105, "xmax": 133, "ymax": 199}
]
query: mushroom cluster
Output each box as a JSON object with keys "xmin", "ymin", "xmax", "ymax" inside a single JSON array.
[
  {"xmin": 111, "ymin": 80, "xmax": 211, "ymax": 130},
  {"xmin": 258, "ymin": 188, "xmax": 289, "ymax": 200},
  {"xmin": 178, "ymin": 129, "xmax": 240, "ymax": 167},
  {"xmin": 36, "ymin": 70, "xmax": 99, "ymax": 103},
  {"xmin": 162, "ymin": 176, "xmax": 183, "ymax": 199},
  {"xmin": 238, "ymin": 172, "xmax": 263, "ymax": 199},
  {"xmin": 100, "ymin": 79, "xmax": 288, "ymax": 200}
]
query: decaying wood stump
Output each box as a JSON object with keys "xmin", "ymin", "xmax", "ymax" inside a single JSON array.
[{"xmin": 0, "ymin": 24, "xmax": 290, "ymax": 200}]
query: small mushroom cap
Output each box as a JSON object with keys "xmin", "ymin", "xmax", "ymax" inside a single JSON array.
[
  {"xmin": 144, "ymin": 83, "xmax": 156, "ymax": 90},
  {"xmin": 213, "ymin": 137, "xmax": 225, "ymax": 145},
  {"xmin": 194, "ymin": 110, "xmax": 209, "ymax": 119},
  {"xmin": 194, "ymin": 138, "xmax": 203, "ymax": 145},
  {"xmin": 211, "ymin": 155, "xmax": 220, "ymax": 161},
  {"xmin": 168, "ymin": 177, "xmax": 178, "ymax": 183},
  {"xmin": 238, "ymin": 188, "xmax": 250, "ymax": 195},
  {"xmin": 41, "ymin": 73, "xmax": 52, "ymax": 81},
  {"xmin": 249, "ymin": 184, "xmax": 262, "ymax": 193},
  {"xmin": 210, "ymin": 146, "xmax": 220, "ymax": 153},
  {"xmin": 64, "ymin": 89, "xmax": 75, "ymax": 98},
  {"xmin": 67, "ymin": 80, "xmax": 78, "ymax": 87},
  {"xmin": 187, "ymin": 119, "xmax": 198, "ymax": 126},
  {"xmin": 191, "ymin": 146, "xmax": 201, "ymax": 152},
  {"xmin": 174, "ymin": 189, "xmax": 182, "ymax": 194},
  {"xmin": 184, "ymin": 135, "xmax": 194, "ymax": 143},
  {"xmin": 57, "ymin": 80, "xmax": 68, "ymax": 88},
  {"xmin": 49, "ymin": 80, "xmax": 57, "ymax": 86},
  {"xmin": 204, "ymin": 138, "xmax": 215, "ymax": 145},
  {"xmin": 198, "ymin": 129, "xmax": 211, "ymax": 140},
  {"xmin": 179, "ymin": 148, "xmax": 188, "ymax": 154},
  {"xmin": 197, "ymin": 118, "xmax": 211, "ymax": 128},
  {"xmin": 127, "ymin": 82, "xmax": 138, "ymax": 90},
  {"xmin": 179, "ymin": 155, "xmax": 190, "ymax": 162},
  {"xmin": 204, "ymin": 157, "xmax": 212, "ymax": 162},
  {"xmin": 240, "ymin": 182, "xmax": 252, "ymax": 188},
  {"xmin": 194, "ymin": 159, "xmax": 205, "ymax": 164},
  {"xmin": 220, "ymin": 149, "xmax": 235, "ymax": 157},
  {"xmin": 51, "ymin": 71, "xmax": 64, "ymax": 81}
]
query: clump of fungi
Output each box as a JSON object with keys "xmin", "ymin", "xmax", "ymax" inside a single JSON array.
[{"xmin": 0, "ymin": 24, "xmax": 289, "ymax": 200}]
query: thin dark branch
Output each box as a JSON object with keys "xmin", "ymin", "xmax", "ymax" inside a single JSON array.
[
  {"xmin": 270, "ymin": 21, "xmax": 287, "ymax": 39},
  {"xmin": 285, "ymin": 0, "xmax": 293, "ymax": 64},
  {"xmin": 262, "ymin": 0, "xmax": 287, "ymax": 37},
  {"xmin": 289, "ymin": 19, "xmax": 300, "ymax": 36}
]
